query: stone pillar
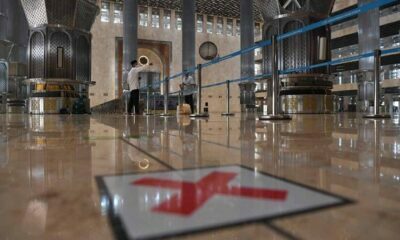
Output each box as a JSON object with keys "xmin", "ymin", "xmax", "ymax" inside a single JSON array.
[
  {"xmin": 358, "ymin": 0, "xmax": 380, "ymax": 71},
  {"xmin": 357, "ymin": 0, "xmax": 380, "ymax": 112},
  {"xmin": 239, "ymin": 0, "xmax": 256, "ymax": 111},
  {"xmin": 240, "ymin": 0, "xmax": 255, "ymax": 79},
  {"xmin": 123, "ymin": 0, "xmax": 138, "ymax": 88},
  {"xmin": 182, "ymin": 0, "xmax": 196, "ymax": 73}
]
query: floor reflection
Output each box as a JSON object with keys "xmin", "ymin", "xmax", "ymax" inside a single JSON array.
[{"xmin": 0, "ymin": 113, "xmax": 399, "ymax": 239}]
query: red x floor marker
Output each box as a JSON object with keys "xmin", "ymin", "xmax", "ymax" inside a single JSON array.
[{"xmin": 133, "ymin": 171, "xmax": 288, "ymax": 216}]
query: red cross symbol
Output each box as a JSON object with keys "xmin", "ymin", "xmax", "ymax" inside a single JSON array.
[{"xmin": 132, "ymin": 171, "xmax": 288, "ymax": 216}]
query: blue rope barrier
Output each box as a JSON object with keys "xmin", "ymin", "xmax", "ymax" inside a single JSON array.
[
  {"xmin": 166, "ymin": 47, "xmax": 400, "ymax": 95},
  {"xmin": 278, "ymin": 0, "xmax": 396, "ymax": 41},
  {"xmin": 162, "ymin": 0, "xmax": 396, "ymax": 82},
  {"xmin": 138, "ymin": 0, "xmax": 398, "ymax": 95},
  {"xmin": 282, "ymin": 47, "xmax": 400, "ymax": 74}
]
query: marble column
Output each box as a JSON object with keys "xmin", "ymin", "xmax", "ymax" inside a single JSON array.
[
  {"xmin": 123, "ymin": 0, "xmax": 138, "ymax": 88},
  {"xmin": 239, "ymin": 0, "xmax": 256, "ymax": 111},
  {"xmin": 358, "ymin": 0, "xmax": 380, "ymax": 71},
  {"xmin": 182, "ymin": 0, "xmax": 196, "ymax": 73},
  {"xmin": 240, "ymin": 0, "xmax": 255, "ymax": 79}
]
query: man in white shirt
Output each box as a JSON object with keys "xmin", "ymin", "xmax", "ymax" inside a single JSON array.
[
  {"xmin": 180, "ymin": 72, "xmax": 196, "ymax": 113},
  {"xmin": 127, "ymin": 60, "xmax": 152, "ymax": 115}
]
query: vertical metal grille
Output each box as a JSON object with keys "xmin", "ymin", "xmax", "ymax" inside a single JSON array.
[
  {"xmin": 76, "ymin": 36, "xmax": 90, "ymax": 82},
  {"xmin": 283, "ymin": 21, "xmax": 307, "ymax": 71},
  {"xmin": 75, "ymin": 0, "xmax": 98, "ymax": 31},
  {"xmin": 0, "ymin": 62, "xmax": 7, "ymax": 93},
  {"xmin": 49, "ymin": 32, "xmax": 72, "ymax": 79},
  {"xmin": 264, "ymin": 25, "xmax": 278, "ymax": 73},
  {"xmin": 30, "ymin": 32, "xmax": 45, "ymax": 78}
]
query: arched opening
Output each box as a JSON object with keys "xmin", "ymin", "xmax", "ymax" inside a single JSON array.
[
  {"xmin": 115, "ymin": 38, "xmax": 171, "ymax": 98},
  {"xmin": 137, "ymin": 47, "xmax": 164, "ymax": 93}
]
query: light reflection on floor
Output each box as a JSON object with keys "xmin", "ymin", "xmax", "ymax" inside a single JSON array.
[{"xmin": 0, "ymin": 113, "xmax": 399, "ymax": 239}]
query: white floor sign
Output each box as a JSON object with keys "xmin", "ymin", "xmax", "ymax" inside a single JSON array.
[{"xmin": 97, "ymin": 166, "xmax": 352, "ymax": 240}]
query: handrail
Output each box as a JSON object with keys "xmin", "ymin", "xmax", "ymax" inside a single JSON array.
[{"xmin": 160, "ymin": 47, "xmax": 400, "ymax": 95}]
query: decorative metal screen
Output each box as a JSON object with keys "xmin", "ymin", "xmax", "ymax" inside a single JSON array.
[
  {"xmin": 20, "ymin": 0, "xmax": 98, "ymax": 30},
  {"xmin": 49, "ymin": 32, "xmax": 72, "ymax": 79},
  {"xmin": 76, "ymin": 36, "xmax": 90, "ymax": 82},
  {"xmin": 0, "ymin": 62, "xmax": 7, "ymax": 93},
  {"xmin": 256, "ymin": 0, "xmax": 280, "ymax": 20},
  {"xmin": 75, "ymin": 0, "xmax": 98, "ymax": 31},
  {"xmin": 20, "ymin": 0, "xmax": 48, "ymax": 27},
  {"xmin": 46, "ymin": 0, "xmax": 76, "ymax": 27},
  {"xmin": 264, "ymin": 25, "xmax": 278, "ymax": 73},
  {"xmin": 283, "ymin": 21, "xmax": 308, "ymax": 72},
  {"xmin": 0, "ymin": 15, "xmax": 7, "ymax": 41},
  {"xmin": 30, "ymin": 32, "xmax": 45, "ymax": 78}
]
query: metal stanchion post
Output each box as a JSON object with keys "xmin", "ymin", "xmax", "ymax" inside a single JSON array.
[
  {"xmin": 259, "ymin": 35, "xmax": 291, "ymax": 121},
  {"xmin": 153, "ymin": 91, "xmax": 156, "ymax": 113},
  {"xmin": 363, "ymin": 49, "xmax": 390, "ymax": 119},
  {"xmin": 160, "ymin": 77, "xmax": 172, "ymax": 117},
  {"xmin": 145, "ymin": 85, "xmax": 153, "ymax": 116},
  {"xmin": 190, "ymin": 64, "xmax": 209, "ymax": 118},
  {"xmin": 123, "ymin": 90, "xmax": 129, "ymax": 115},
  {"xmin": 122, "ymin": 90, "xmax": 128, "ymax": 115},
  {"xmin": 222, "ymin": 80, "xmax": 234, "ymax": 116}
]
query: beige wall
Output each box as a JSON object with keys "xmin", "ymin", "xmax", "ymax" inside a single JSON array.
[{"xmin": 90, "ymin": 5, "xmax": 242, "ymax": 113}]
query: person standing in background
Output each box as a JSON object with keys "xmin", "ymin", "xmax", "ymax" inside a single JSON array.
[
  {"xmin": 127, "ymin": 60, "xmax": 153, "ymax": 115},
  {"xmin": 180, "ymin": 72, "xmax": 196, "ymax": 113}
]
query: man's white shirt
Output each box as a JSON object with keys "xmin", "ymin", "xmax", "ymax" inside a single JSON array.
[
  {"xmin": 182, "ymin": 75, "xmax": 196, "ymax": 95},
  {"xmin": 127, "ymin": 65, "xmax": 149, "ymax": 90}
]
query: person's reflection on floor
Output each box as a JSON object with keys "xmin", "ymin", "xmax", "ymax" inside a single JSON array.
[{"xmin": 123, "ymin": 117, "xmax": 151, "ymax": 170}]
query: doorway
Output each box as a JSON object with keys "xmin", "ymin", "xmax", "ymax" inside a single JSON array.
[{"xmin": 115, "ymin": 39, "xmax": 172, "ymax": 98}]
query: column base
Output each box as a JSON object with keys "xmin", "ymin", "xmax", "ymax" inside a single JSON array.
[
  {"xmin": 159, "ymin": 113, "xmax": 173, "ymax": 117},
  {"xmin": 258, "ymin": 115, "xmax": 292, "ymax": 121},
  {"xmin": 363, "ymin": 114, "xmax": 391, "ymax": 119}
]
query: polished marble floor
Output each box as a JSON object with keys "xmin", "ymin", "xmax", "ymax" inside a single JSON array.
[{"xmin": 0, "ymin": 113, "xmax": 399, "ymax": 239}]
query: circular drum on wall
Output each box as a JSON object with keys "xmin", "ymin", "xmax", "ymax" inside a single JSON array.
[
  {"xmin": 199, "ymin": 41, "xmax": 218, "ymax": 60},
  {"xmin": 139, "ymin": 56, "xmax": 149, "ymax": 65}
]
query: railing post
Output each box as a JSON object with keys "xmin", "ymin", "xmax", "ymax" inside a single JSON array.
[
  {"xmin": 222, "ymin": 80, "xmax": 234, "ymax": 116},
  {"xmin": 123, "ymin": 90, "xmax": 129, "ymax": 115},
  {"xmin": 160, "ymin": 77, "xmax": 172, "ymax": 117},
  {"xmin": 259, "ymin": 35, "xmax": 291, "ymax": 121},
  {"xmin": 190, "ymin": 64, "xmax": 209, "ymax": 118},
  {"xmin": 363, "ymin": 49, "xmax": 390, "ymax": 119}
]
